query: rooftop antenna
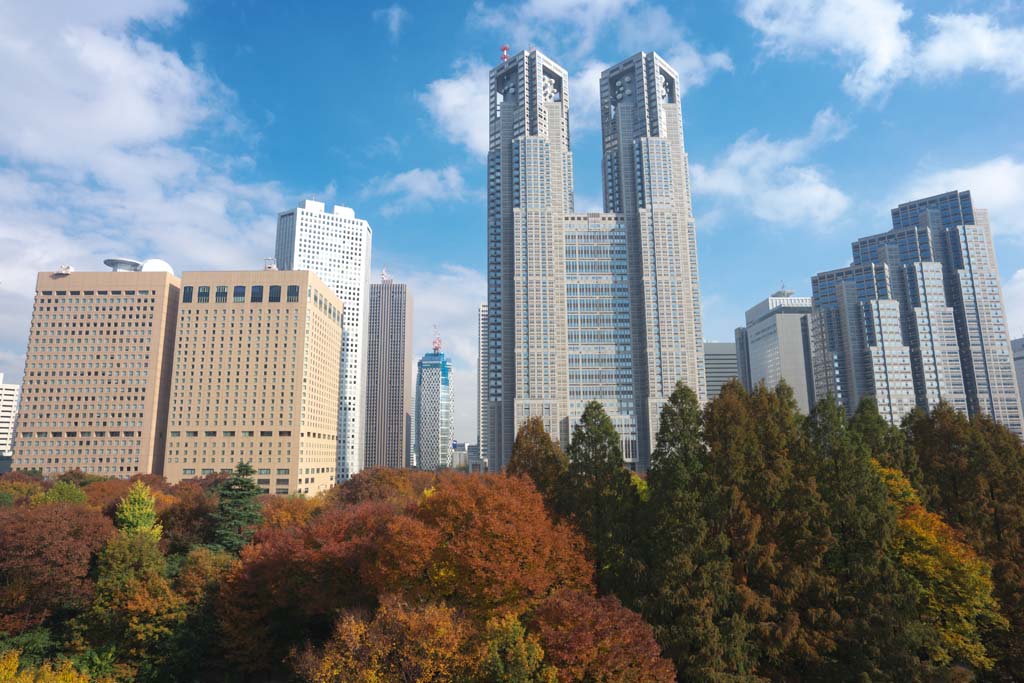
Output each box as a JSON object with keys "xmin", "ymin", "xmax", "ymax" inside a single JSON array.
[
  {"xmin": 432, "ymin": 325, "xmax": 442, "ymax": 353},
  {"xmin": 500, "ymin": 44, "xmax": 510, "ymax": 63},
  {"xmin": 381, "ymin": 267, "xmax": 392, "ymax": 283}
]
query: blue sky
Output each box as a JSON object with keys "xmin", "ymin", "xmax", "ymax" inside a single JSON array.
[{"xmin": 1, "ymin": 0, "xmax": 1023, "ymax": 441}]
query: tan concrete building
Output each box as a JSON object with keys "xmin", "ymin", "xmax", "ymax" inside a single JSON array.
[
  {"xmin": 12, "ymin": 268, "xmax": 180, "ymax": 477},
  {"xmin": 163, "ymin": 270, "xmax": 343, "ymax": 495}
]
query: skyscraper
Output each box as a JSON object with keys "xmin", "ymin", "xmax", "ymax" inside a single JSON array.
[
  {"xmin": 13, "ymin": 264, "xmax": 180, "ymax": 477},
  {"xmin": 1013, "ymin": 337, "xmax": 1024, "ymax": 413},
  {"xmin": 414, "ymin": 334, "xmax": 454, "ymax": 471},
  {"xmin": 477, "ymin": 303, "xmax": 488, "ymax": 464},
  {"xmin": 810, "ymin": 190, "xmax": 1021, "ymax": 434},
  {"xmin": 735, "ymin": 290, "xmax": 815, "ymax": 413},
  {"xmin": 364, "ymin": 272, "xmax": 413, "ymax": 469},
  {"xmin": 0, "ymin": 373, "xmax": 20, "ymax": 457},
  {"xmin": 163, "ymin": 270, "xmax": 344, "ymax": 495},
  {"xmin": 275, "ymin": 200, "xmax": 372, "ymax": 480},
  {"xmin": 703, "ymin": 342, "xmax": 738, "ymax": 400},
  {"xmin": 485, "ymin": 49, "xmax": 705, "ymax": 472}
]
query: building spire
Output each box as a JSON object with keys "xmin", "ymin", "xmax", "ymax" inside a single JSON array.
[{"xmin": 432, "ymin": 325, "xmax": 442, "ymax": 353}]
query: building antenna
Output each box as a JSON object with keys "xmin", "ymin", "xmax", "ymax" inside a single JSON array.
[
  {"xmin": 500, "ymin": 44, "xmax": 510, "ymax": 63},
  {"xmin": 432, "ymin": 325, "xmax": 442, "ymax": 353}
]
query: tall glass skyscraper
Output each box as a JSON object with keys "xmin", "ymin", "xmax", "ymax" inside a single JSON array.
[
  {"xmin": 810, "ymin": 190, "xmax": 1021, "ymax": 434},
  {"xmin": 485, "ymin": 49, "xmax": 705, "ymax": 472},
  {"xmin": 414, "ymin": 336, "xmax": 454, "ymax": 471}
]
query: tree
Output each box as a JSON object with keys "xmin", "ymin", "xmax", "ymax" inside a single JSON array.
[
  {"xmin": 0, "ymin": 504, "xmax": 113, "ymax": 633},
  {"xmin": 557, "ymin": 401, "xmax": 640, "ymax": 595},
  {"xmin": 876, "ymin": 462, "xmax": 1006, "ymax": 672},
  {"xmin": 114, "ymin": 481, "xmax": 161, "ymax": 538},
  {"xmin": 508, "ymin": 417, "xmax": 568, "ymax": 506},
  {"xmin": 32, "ymin": 480, "xmax": 87, "ymax": 506},
  {"xmin": 479, "ymin": 613, "xmax": 557, "ymax": 683},
  {"xmin": 211, "ymin": 462, "xmax": 262, "ymax": 553},
  {"xmin": 529, "ymin": 589, "xmax": 675, "ymax": 683},
  {"xmin": 160, "ymin": 480, "xmax": 218, "ymax": 554},
  {"xmin": 0, "ymin": 649, "xmax": 94, "ymax": 683},
  {"xmin": 326, "ymin": 466, "xmax": 436, "ymax": 507}
]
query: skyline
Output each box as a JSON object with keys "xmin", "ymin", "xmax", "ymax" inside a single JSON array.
[{"xmin": 2, "ymin": 1, "xmax": 1024, "ymax": 443}]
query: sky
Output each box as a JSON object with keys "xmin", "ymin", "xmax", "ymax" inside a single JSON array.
[{"xmin": 1, "ymin": 0, "xmax": 1023, "ymax": 443}]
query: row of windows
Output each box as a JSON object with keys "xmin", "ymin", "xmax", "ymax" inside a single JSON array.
[
  {"xmin": 183, "ymin": 284, "xmax": 299, "ymax": 304},
  {"xmin": 170, "ymin": 430, "xmax": 292, "ymax": 437}
]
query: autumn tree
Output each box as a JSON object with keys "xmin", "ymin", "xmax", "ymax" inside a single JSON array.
[
  {"xmin": 478, "ymin": 613, "xmax": 557, "ymax": 683},
  {"xmin": 160, "ymin": 479, "xmax": 219, "ymax": 553},
  {"xmin": 32, "ymin": 480, "xmax": 87, "ymax": 506},
  {"xmin": 557, "ymin": 401, "xmax": 640, "ymax": 595},
  {"xmin": 507, "ymin": 417, "xmax": 568, "ymax": 506},
  {"xmin": 325, "ymin": 466, "xmax": 436, "ymax": 507},
  {"xmin": 211, "ymin": 461, "xmax": 262, "ymax": 553},
  {"xmin": 0, "ymin": 504, "xmax": 113, "ymax": 633},
  {"xmin": 114, "ymin": 481, "xmax": 161, "ymax": 538}
]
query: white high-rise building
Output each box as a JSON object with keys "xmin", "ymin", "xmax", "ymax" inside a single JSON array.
[
  {"xmin": 477, "ymin": 304, "xmax": 489, "ymax": 464},
  {"xmin": 0, "ymin": 373, "xmax": 19, "ymax": 456},
  {"xmin": 275, "ymin": 200, "xmax": 372, "ymax": 480},
  {"xmin": 414, "ymin": 335, "xmax": 454, "ymax": 471},
  {"xmin": 485, "ymin": 49, "xmax": 705, "ymax": 472}
]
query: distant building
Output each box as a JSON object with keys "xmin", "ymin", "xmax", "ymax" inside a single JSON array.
[
  {"xmin": 364, "ymin": 272, "xmax": 413, "ymax": 469},
  {"xmin": 13, "ymin": 263, "xmax": 180, "ymax": 478},
  {"xmin": 467, "ymin": 444, "xmax": 487, "ymax": 474},
  {"xmin": 163, "ymin": 270, "xmax": 344, "ymax": 496},
  {"xmin": 735, "ymin": 290, "xmax": 814, "ymax": 413},
  {"xmin": 414, "ymin": 334, "xmax": 454, "ymax": 471},
  {"xmin": 703, "ymin": 342, "xmax": 738, "ymax": 400},
  {"xmin": 0, "ymin": 373, "xmax": 19, "ymax": 457},
  {"xmin": 451, "ymin": 441, "xmax": 469, "ymax": 470},
  {"xmin": 276, "ymin": 199, "xmax": 372, "ymax": 480},
  {"xmin": 811, "ymin": 190, "xmax": 1021, "ymax": 433}
]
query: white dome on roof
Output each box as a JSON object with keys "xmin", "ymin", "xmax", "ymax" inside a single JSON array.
[{"xmin": 139, "ymin": 258, "xmax": 174, "ymax": 274}]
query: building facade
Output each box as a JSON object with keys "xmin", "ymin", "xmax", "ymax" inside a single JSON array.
[
  {"xmin": 703, "ymin": 342, "xmax": 738, "ymax": 400},
  {"xmin": 275, "ymin": 199, "xmax": 372, "ymax": 480},
  {"xmin": 363, "ymin": 273, "xmax": 413, "ymax": 468},
  {"xmin": 414, "ymin": 338, "xmax": 453, "ymax": 471},
  {"xmin": 1013, "ymin": 337, "xmax": 1024, "ymax": 413},
  {"xmin": 477, "ymin": 303, "xmax": 488, "ymax": 464},
  {"xmin": 485, "ymin": 49, "xmax": 705, "ymax": 472},
  {"xmin": 12, "ymin": 267, "xmax": 180, "ymax": 477},
  {"xmin": 163, "ymin": 270, "xmax": 343, "ymax": 495},
  {"xmin": 0, "ymin": 374, "xmax": 20, "ymax": 456},
  {"xmin": 735, "ymin": 290, "xmax": 815, "ymax": 413},
  {"xmin": 810, "ymin": 190, "xmax": 1021, "ymax": 433}
]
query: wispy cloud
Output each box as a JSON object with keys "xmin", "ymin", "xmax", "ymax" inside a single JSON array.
[
  {"xmin": 373, "ymin": 4, "xmax": 410, "ymax": 41},
  {"xmin": 362, "ymin": 166, "xmax": 477, "ymax": 216},
  {"xmin": 417, "ymin": 60, "xmax": 490, "ymax": 158},
  {"xmin": 692, "ymin": 108, "xmax": 851, "ymax": 228}
]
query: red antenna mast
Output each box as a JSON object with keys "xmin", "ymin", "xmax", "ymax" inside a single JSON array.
[{"xmin": 500, "ymin": 44, "xmax": 510, "ymax": 63}]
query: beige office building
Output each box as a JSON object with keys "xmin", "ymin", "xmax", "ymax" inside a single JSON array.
[
  {"xmin": 163, "ymin": 270, "xmax": 343, "ymax": 495},
  {"xmin": 12, "ymin": 267, "xmax": 180, "ymax": 477},
  {"xmin": 0, "ymin": 374, "xmax": 21, "ymax": 456}
]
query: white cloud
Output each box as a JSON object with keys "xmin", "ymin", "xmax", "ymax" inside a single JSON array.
[
  {"xmin": 417, "ymin": 60, "xmax": 490, "ymax": 158},
  {"xmin": 383, "ymin": 264, "xmax": 486, "ymax": 443},
  {"xmin": 373, "ymin": 4, "xmax": 410, "ymax": 41},
  {"xmin": 917, "ymin": 13, "xmax": 1024, "ymax": 86},
  {"xmin": 572, "ymin": 60, "xmax": 610, "ymax": 131},
  {"xmin": 740, "ymin": 0, "xmax": 1024, "ymax": 100},
  {"xmin": 363, "ymin": 166, "xmax": 474, "ymax": 216},
  {"xmin": 0, "ymin": 2, "xmax": 289, "ymax": 383},
  {"xmin": 740, "ymin": 0, "xmax": 912, "ymax": 100},
  {"xmin": 692, "ymin": 108, "xmax": 851, "ymax": 227},
  {"xmin": 901, "ymin": 156, "xmax": 1024, "ymax": 240}
]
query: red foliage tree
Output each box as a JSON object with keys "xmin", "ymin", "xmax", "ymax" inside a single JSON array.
[
  {"xmin": 0, "ymin": 503, "xmax": 114, "ymax": 632},
  {"xmin": 530, "ymin": 589, "xmax": 676, "ymax": 683}
]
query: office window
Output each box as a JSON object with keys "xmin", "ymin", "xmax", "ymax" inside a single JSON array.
[
  {"xmin": 215, "ymin": 286, "xmax": 227, "ymax": 303},
  {"xmin": 269, "ymin": 286, "xmax": 281, "ymax": 303},
  {"xmin": 287, "ymin": 285, "xmax": 299, "ymax": 303},
  {"xmin": 251, "ymin": 285, "xmax": 263, "ymax": 303},
  {"xmin": 233, "ymin": 285, "xmax": 246, "ymax": 303},
  {"xmin": 182, "ymin": 286, "xmax": 193, "ymax": 304},
  {"xmin": 197, "ymin": 286, "xmax": 210, "ymax": 304},
  {"xmin": 183, "ymin": 468, "xmax": 195, "ymax": 475}
]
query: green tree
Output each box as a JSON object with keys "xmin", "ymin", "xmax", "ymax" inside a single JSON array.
[
  {"xmin": 507, "ymin": 417, "xmax": 568, "ymax": 506},
  {"xmin": 479, "ymin": 613, "xmax": 557, "ymax": 683},
  {"xmin": 850, "ymin": 398, "xmax": 921, "ymax": 487},
  {"xmin": 557, "ymin": 401, "xmax": 640, "ymax": 596},
  {"xmin": 33, "ymin": 480, "xmax": 87, "ymax": 506},
  {"xmin": 211, "ymin": 462, "xmax": 262, "ymax": 554},
  {"xmin": 114, "ymin": 481, "xmax": 161, "ymax": 539}
]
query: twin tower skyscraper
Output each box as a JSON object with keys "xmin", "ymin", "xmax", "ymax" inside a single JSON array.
[{"xmin": 482, "ymin": 49, "xmax": 706, "ymax": 472}]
